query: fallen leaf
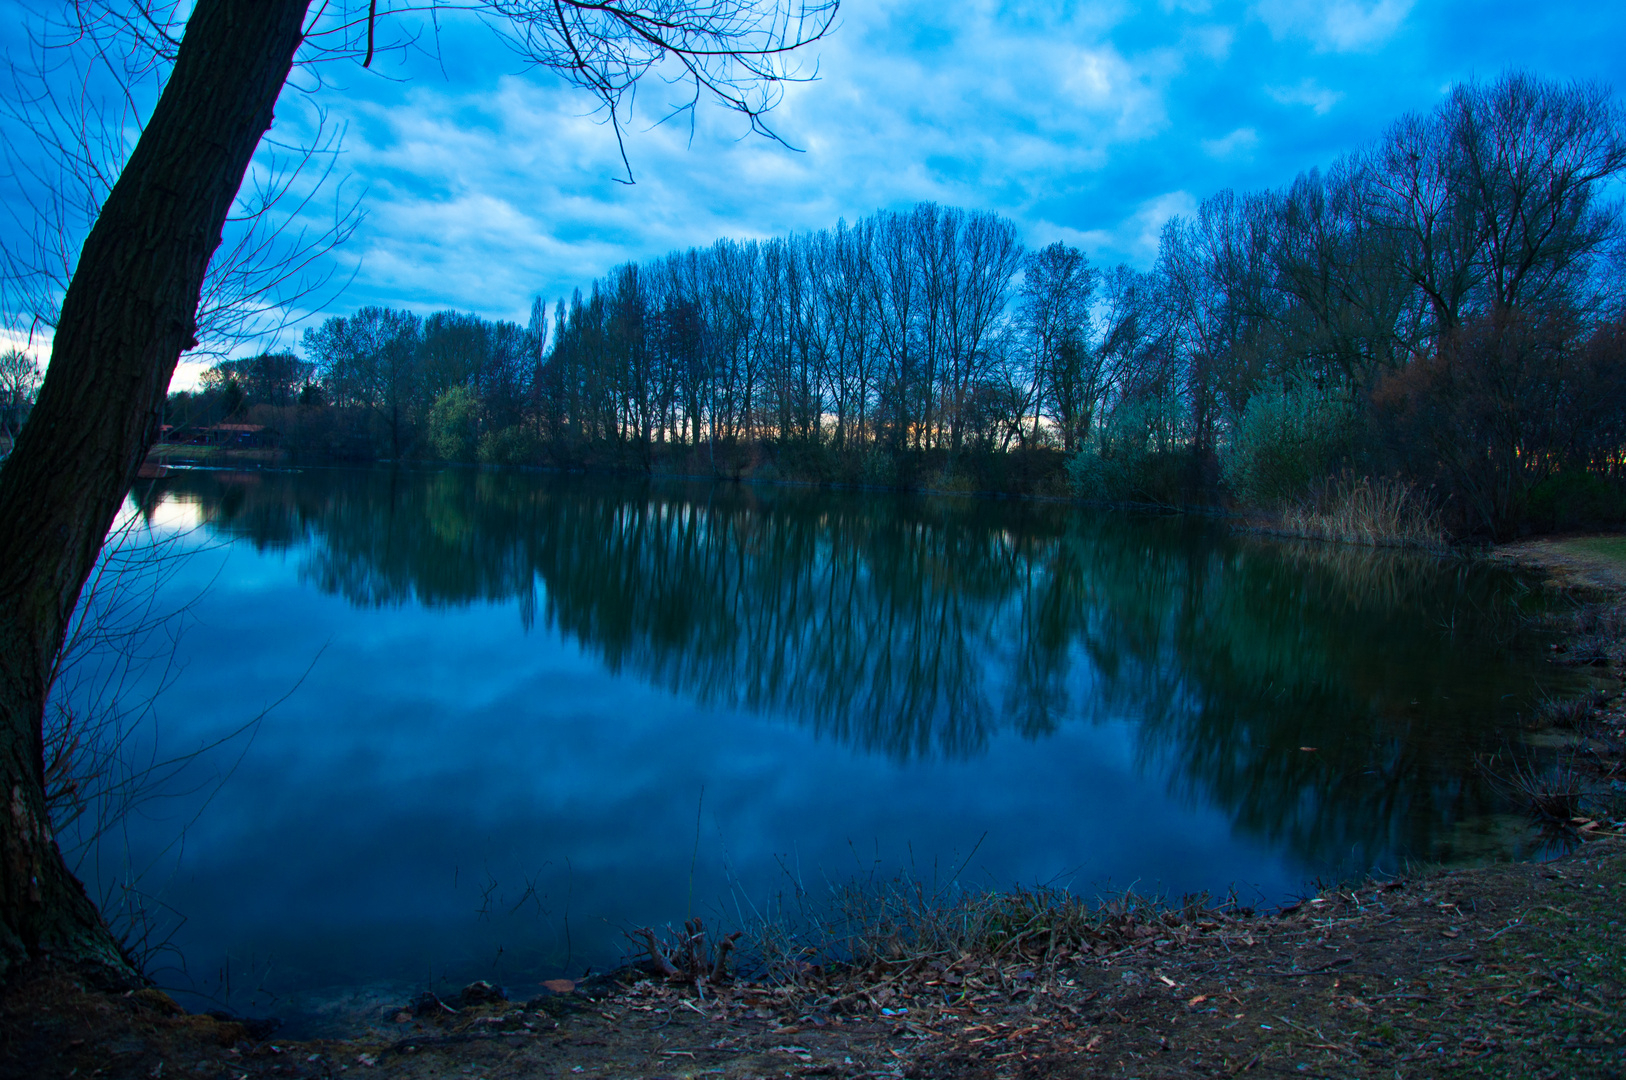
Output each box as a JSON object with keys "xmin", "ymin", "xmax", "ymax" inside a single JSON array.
[
  {"xmin": 1188, "ymin": 995, "xmax": 1209, "ymax": 1006},
  {"xmin": 542, "ymin": 979, "xmax": 577, "ymax": 994},
  {"xmin": 1299, "ymin": 747, "xmax": 1317, "ymax": 752},
  {"xmin": 1085, "ymin": 1034, "xmax": 1105, "ymax": 1053}
]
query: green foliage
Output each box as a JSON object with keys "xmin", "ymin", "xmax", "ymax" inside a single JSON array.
[
  {"xmin": 477, "ymin": 424, "xmax": 543, "ymax": 467},
  {"xmin": 1567, "ymin": 536, "xmax": 1626, "ymax": 565},
  {"xmin": 1065, "ymin": 396, "xmax": 1185, "ymax": 503},
  {"xmin": 857, "ymin": 448, "xmax": 897, "ymax": 488},
  {"xmin": 1524, "ymin": 470, "xmax": 1626, "ymax": 532},
  {"xmin": 1222, "ymin": 380, "xmax": 1355, "ymax": 507},
  {"xmin": 429, "ymin": 385, "xmax": 479, "ymax": 463}
]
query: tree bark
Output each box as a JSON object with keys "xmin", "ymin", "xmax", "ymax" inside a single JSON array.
[{"xmin": 0, "ymin": 0, "xmax": 310, "ymax": 982}]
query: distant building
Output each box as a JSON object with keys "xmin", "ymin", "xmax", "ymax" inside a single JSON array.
[
  {"xmin": 162, "ymin": 422, "xmax": 276, "ymax": 447},
  {"xmin": 210, "ymin": 423, "xmax": 273, "ymax": 447}
]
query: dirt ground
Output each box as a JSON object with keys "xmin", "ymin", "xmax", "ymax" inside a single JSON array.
[{"xmin": 5, "ymin": 538, "xmax": 1625, "ymax": 1080}]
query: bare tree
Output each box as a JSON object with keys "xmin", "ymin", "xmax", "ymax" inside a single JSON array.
[
  {"xmin": 1017, "ymin": 243, "xmax": 1094, "ymax": 449},
  {"xmin": 942, "ymin": 211, "xmax": 1021, "ymax": 453},
  {"xmin": 0, "ymin": 349, "xmax": 43, "ymax": 443},
  {"xmin": 1374, "ymin": 72, "xmax": 1626, "ymax": 337},
  {"xmin": 0, "ymin": 0, "xmax": 836, "ymax": 985}
]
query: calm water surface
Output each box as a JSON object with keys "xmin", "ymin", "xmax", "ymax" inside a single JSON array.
[{"xmin": 66, "ymin": 467, "xmax": 1578, "ymax": 1025}]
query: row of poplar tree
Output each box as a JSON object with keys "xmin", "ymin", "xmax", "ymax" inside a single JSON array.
[{"xmin": 186, "ymin": 71, "xmax": 1626, "ymax": 534}]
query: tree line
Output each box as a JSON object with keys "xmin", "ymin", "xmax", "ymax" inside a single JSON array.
[{"xmin": 166, "ymin": 70, "xmax": 1626, "ymax": 538}]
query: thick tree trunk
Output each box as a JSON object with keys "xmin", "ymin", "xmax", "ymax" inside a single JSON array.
[{"xmin": 0, "ymin": 0, "xmax": 309, "ymax": 982}]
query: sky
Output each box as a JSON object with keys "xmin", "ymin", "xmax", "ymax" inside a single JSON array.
[{"xmin": 3, "ymin": 0, "xmax": 1626, "ymax": 386}]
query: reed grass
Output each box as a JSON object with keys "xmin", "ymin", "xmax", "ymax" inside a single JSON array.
[{"xmin": 1279, "ymin": 476, "xmax": 1446, "ymax": 550}]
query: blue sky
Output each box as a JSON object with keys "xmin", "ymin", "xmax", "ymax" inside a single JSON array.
[{"xmin": 4, "ymin": 0, "xmax": 1626, "ymax": 380}]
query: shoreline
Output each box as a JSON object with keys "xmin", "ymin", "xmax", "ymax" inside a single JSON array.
[
  {"xmin": 6, "ymin": 539, "xmax": 1625, "ymax": 1079},
  {"xmin": 9, "ymin": 841, "xmax": 1623, "ymax": 1079}
]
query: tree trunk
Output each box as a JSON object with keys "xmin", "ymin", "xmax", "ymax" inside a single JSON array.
[{"xmin": 0, "ymin": 0, "xmax": 310, "ymax": 982}]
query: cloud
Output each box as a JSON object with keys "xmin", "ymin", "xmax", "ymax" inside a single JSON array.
[
  {"xmin": 258, "ymin": 0, "xmax": 1204, "ymax": 321},
  {"xmin": 1250, "ymin": 0, "xmax": 1414, "ymax": 52},
  {"xmin": 1042, "ymin": 189, "xmax": 1199, "ymax": 268},
  {"xmin": 0, "ymin": 327, "xmax": 48, "ymax": 363},
  {"xmin": 1267, "ymin": 78, "xmax": 1345, "ymax": 115},
  {"xmin": 1201, "ymin": 127, "xmax": 1259, "ymax": 159}
]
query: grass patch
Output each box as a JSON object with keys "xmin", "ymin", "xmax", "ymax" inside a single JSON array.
[{"xmin": 1561, "ymin": 535, "xmax": 1626, "ymax": 566}]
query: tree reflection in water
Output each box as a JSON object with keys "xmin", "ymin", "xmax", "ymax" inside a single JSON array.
[{"xmin": 142, "ymin": 467, "xmax": 1578, "ymax": 871}]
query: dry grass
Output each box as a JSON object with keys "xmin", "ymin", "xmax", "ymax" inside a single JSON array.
[
  {"xmin": 1552, "ymin": 600, "xmax": 1626, "ymax": 666},
  {"xmin": 1477, "ymin": 747, "xmax": 1590, "ymax": 824},
  {"xmin": 1279, "ymin": 475, "xmax": 1446, "ymax": 549},
  {"xmin": 728, "ymin": 866, "xmax": 1240, "ymax": 995}
]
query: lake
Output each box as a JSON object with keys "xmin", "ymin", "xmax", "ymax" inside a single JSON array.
[{"xmin": 56, "ymin": 466, "xmax": 1580, "ymax": 1028}]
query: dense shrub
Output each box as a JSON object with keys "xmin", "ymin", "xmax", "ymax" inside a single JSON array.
[
  {"xmin": 1524, "ymin": 470, "xmax": 1626, "ymax": 532},
  {"xmin": 1222, "ymin": 380, "xmax": 1355, "ymax": 507},
  {"xmin": 1368, "ymin": 308, "xmax": 1626, "ymax": 538},
  {"xmin": 477, "ymin": 424, "xmax": 545, "ymax": 466},
  {"xmin": 429, "ymin": 386, "xmax": 479, "ymax": 463},
  {"xmin": 1066, "ymin": 397, "xmax": 1193, "ymax": 505},
  {"xmin": 257, "ymin": 404, "xmax": 391, "ymax": 463}
]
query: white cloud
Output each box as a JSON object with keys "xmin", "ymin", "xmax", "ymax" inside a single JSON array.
[
  {"xmin": 171, "ymin": 359, "xmax": 211, "ymax": 392},
  {"xmin": 1267, "ymin": 78, "xmax": 1345, "ymax": 114},
  {"xmin": 0, "ymin": 327, "xmax": 48, "ymax": 364},
  {"xmin": 1041, "ymin": 189, "xmax": 1199, "ymax": 268},
  {"xmin": 1251, "ymin": 0, "xmax": 1414, "ymax": 52},
  {"xmin": 1201, "ymin": 127, "xmax": 1259, "ymax": 159}
]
